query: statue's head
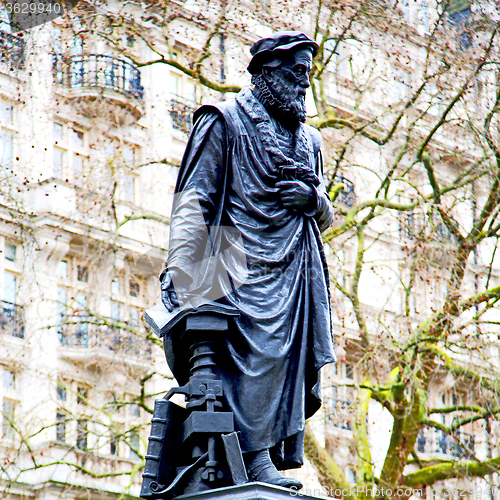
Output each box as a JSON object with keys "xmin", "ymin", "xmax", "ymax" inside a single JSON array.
[{"xmin": 248, "ymin": 32, "xmax": 318, "ymax": 126}]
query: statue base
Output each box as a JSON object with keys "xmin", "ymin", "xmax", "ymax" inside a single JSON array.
[{"xmin": 174, "ymin": 482, "xmax": 326, "ymax": 499}]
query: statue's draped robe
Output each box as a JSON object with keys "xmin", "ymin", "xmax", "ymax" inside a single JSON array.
[{"xmin": 163, "ymin": 88, "xmax": 336, "ymax": 469}]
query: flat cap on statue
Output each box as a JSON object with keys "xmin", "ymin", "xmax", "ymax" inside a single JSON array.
[{"xmin": 247, "ymin": 31, "xmax": 319, "ymax": 74}]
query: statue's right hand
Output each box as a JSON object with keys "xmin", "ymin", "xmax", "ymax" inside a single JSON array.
[{"xmin": 161, "ymin": 270, "xmax": 180, "ymax": 312}]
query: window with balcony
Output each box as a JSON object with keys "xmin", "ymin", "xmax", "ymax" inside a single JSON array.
[
  {"xmin": 399, "ymin": 206, "xmax": 457, "ymax": 244},
  {"xmin": 0, "ymin": 9, "xmax": 24, "ymax": 69},
  {"xmin": 1, "ymin": 240, "xmax": 23, "ymax": 339},
  {"xmin": 445, "ymin": 0, "xmax": 472, "ymax": 50},
  {"xmin": 416, "ymin": 425, "xmax": 475, "ymax": 458},
  {"xmin": 74, "ymin": 293, "xmax": 89, "ymax": 346},
  {"xmin": 168, "ymin": 71, "xmax": 197, "ymax": 134},
  {"xmin": 56, "ymin": 287, "xmax": 68, "ymax": 342},
  {"xmin": 54, "ymin": 40, "xmax": 144, "ymax": 101},
  {"xmin": 331, "ymin": 175, "xmax": 356, "ymax": 208},
  {"xmin": 324, "ymin": 362, "xmax": 356, "ymax": 431},
  {"xmin": 56, "ymin": 257, "xmax": 92, "ymax": 347},
  {"xmin": 325, "ymin": 385, "xmax": 354, "ymax": 431}
]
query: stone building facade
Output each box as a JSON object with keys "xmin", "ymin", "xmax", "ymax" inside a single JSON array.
[{"xmin": 1, "ymin": 0, "xmax": 499, "ymax": 498}]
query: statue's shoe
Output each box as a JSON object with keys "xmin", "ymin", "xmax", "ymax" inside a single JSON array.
[{"xmin": 245, "ymin": 449, "xmax": 303, "ymax": 490}]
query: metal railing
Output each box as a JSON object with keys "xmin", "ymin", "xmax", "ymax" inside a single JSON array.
[
  {"xmin": 53, "ymin": 54, "xmax": 144, "ymax": 100},
  {"xmin": 417, "ymin": 428, "xmax": 475, "ymax": 459},
  {"xmin": 400, "ymin": 210, "xmax": 457, "ymax": 243},
  {"xmin": 0, "ymin": 301, "xmax": 25, "ymax": 339},
  {"xmin": 169, "ymin": 95, "xmax": 196, "ymax": 133},
  {"xmin": 0, "ymin": 31, "xmax": 25, "ymax": 68},
  {"xmin": 332, "ymin": 175, "xmax": 356, "ymax": 208},
  {"xmin": 325, "ymin": 399, "xmax": 353, "ymax": 430},
  {"xmin": 58, "ymin": 323, "xmax": 152, "ymax": 359}
]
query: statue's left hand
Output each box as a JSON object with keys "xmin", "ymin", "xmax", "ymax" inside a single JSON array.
[
  {"xmin": 276, "ymin": 180, "xmax": 316, "ymax": 212},
  {"xmin": 161, "ymin": 270, "xmax": 180, "ymax": 312}
]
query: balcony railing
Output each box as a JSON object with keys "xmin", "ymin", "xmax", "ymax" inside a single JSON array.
[
  {"xmin": 325, "ymin": 399, "xmax": 352, "ymax": 431},
  {"xmin": 169, "ymin": 95, "xmax": 196, "ymax": 134},
  {"xmin": 58, "ymin": 323, "xmax": 152, "ymax": 359},
  {"xmin": 417, "ymin": 428, "xmax": 475, "ymax": 459},
  {"xmin": 0, "ymin": 301, "xmax": 24, "ymax": 339},
  {"xmin": 54, "ymin": 54, "xmax": 144, "ymax": 100},
  {"xmin": 400, "ymin": 210, "xmax": 457, "ymax": 243},
  {"xmin": 0, "ymin": 31, "xmax": 25, "ymax": 68},
  {"xmin": 332, "ymin": 175, "xmax": 357, "ymax": 208}
]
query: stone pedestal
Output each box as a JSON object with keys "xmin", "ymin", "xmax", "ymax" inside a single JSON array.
[{"xmin": 175, "ymin": 482, "xmax": 326, "ymax": 500}]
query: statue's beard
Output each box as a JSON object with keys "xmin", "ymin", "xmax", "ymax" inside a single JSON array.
[{"xmin": 252, "ymin": 73, "xmax": 307, "ymax": 127}]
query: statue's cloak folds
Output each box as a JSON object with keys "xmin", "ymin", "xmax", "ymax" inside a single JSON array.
[{"xmin": 163, "ymin": 88, "xmax": 336, "ymax": 469}]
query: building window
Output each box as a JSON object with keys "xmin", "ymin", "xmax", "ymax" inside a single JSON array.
[
  {"xmin": 4, "ymin": 271, "xmax": 16, "ymax": 306},
  {"xmin": 0, "ymin": 99, "xmax": 14, "ymax": 172},
  {"xmin": 56, "ymin": 382, "xmax": 66, "ymax": 402},
  {"xmin": 56, "ymin": 413, "xmax": 66, "ymax": 442},
  {"xmin": 52, "ymin": 122, "xmax": 88, "ymax": 180},
  {"xmin": 1, "ymin": 259, "xmax": 23, "ymax": 338},
  {"xmin": 57, "ymin": 260, "xmax": 68, "ymax": 279},
  {"xmin": 72, "ymin": 128, "xmax": 84, "ymax": 147},
  {"xmin": 0, "ymin": 131, "xmax": 12, "ymax": 170},
  {"xmin": 53, "ymin": 122, "xmax": 63, "ymax": 140},
  {"xmin": 129, "ymin": 403, "xmax": 140, "ymax": 418},
  {"xmin": 2, "ymin": 399, "xmax": 15, "ymax": 439},
  {"xmin": 0, "ymin": 101, "xmax": 12, "ymax": 122},
  {"xmin": 130, "ymin": 307, "xmax": 139, "ymax": 328},
  {"xmin": 4, "ymin": 243, "xmax": 16, "ymax": 262},
  {"xmin": 129, "ymin": 280, "xmax": 139, "ymax": 298},
  {"xmin": 346, "ymin": 468, "xmax": 356, "ymax": 484},
  {"xmin": 123, "ymin": 175, "xmax": 135, "ymax": 203},
  {"xmin": 110, "ymin": 301, "xmax": 120, "ymax": 322},
  {"xmin": 56, "ymin": 287, "xmax": 67, "ymax": 342},
  {"xmin": 73, "ymin": 153, "xmax": 83, "ymax": 176},
  {"xmin": 122, "ymin": 145, "xmax": 135, "ymax": 165},
  {"xmin": 3, "ymin": 369, "xmax": 14, "ymax": 390},
  {"xmin": 53, "ymin": 148, "xmax": 64, "ymax": 178},
  {"xmin": 168, "ymin": 72, "xmax": 197, "ymax": 134},
  {"xmin": 129, "ymin": 430, "xmax": 140, "ymax": 460},
  {"xmin": 399, "ymin": 0, "xmax": 410, "ymax": 20},
  {"xmin": 77, "ymin": 265, "xmax": 88, "ymax": 283},
  {"xmin": 110, "ymin": 436, "xmax": 118, "ymax": 455},
  {"xmin": 77, "ymin": 386, "xmax": 88, "ymax": 405},
  {"xmin": 76, "ymin": 420, "xmax": 88, "ymax": 450},
  {"xmin": 111, "ymin": 278, "xmax": 120, "ymax": 296}
]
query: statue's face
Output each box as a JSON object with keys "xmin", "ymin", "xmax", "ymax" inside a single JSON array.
[{"xmin": 262, "ymin": 48, "xmax": 313, "ymax": 124}]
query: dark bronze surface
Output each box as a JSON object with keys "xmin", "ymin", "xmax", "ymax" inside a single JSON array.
[{"xmin": 142, "ymin": 31, "xmax": 336, "ymax": 499}]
